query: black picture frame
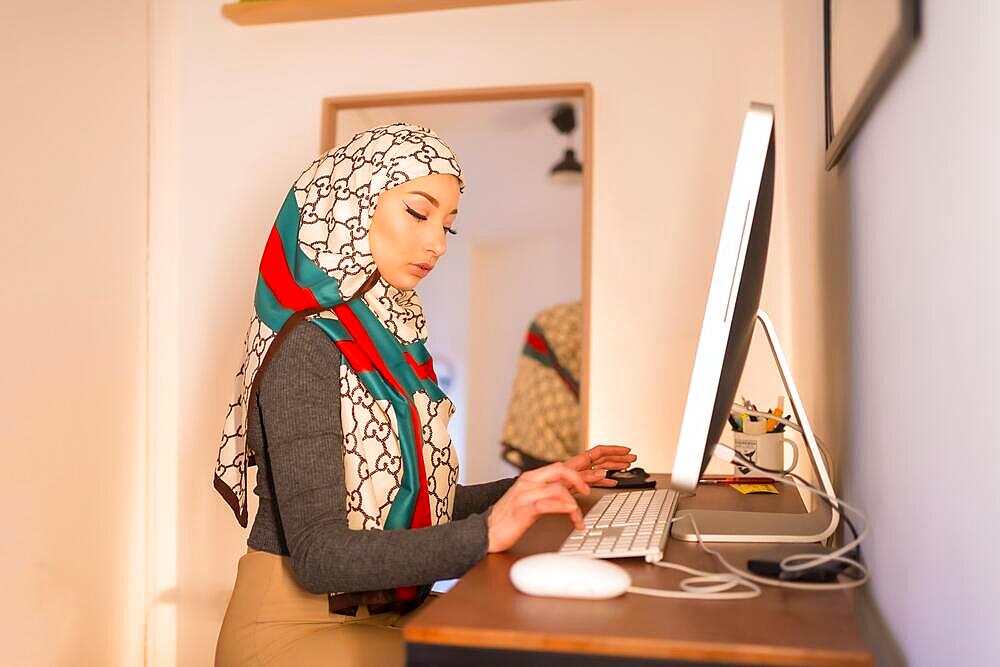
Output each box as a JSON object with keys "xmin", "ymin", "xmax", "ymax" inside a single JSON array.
[{"xmin": 824, "ymin": 0, "xmax": 920, "ymax": 169}]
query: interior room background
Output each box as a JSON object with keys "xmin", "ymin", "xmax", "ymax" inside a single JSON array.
[{"xmin": 2, "ymin": 1, "xmax": 996, "ymax": 666}]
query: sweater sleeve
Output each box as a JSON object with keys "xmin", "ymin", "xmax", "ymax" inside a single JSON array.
[
  {"xmin": 257, "ymin": 321, "xmax": 490, "ymax": 595},
  {"xmin": 452, "ymin": 478, "xmax": 517, "ymax": 520}
]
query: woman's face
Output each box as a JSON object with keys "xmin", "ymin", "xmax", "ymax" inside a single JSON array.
[{"xmin": 368, "ymin": 173, "xmax": 461, "ymax": 291}]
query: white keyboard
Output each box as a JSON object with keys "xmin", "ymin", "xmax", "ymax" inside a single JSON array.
[{"xmin": 558, "ymin": 488, "xmax": 679, "ymax": 563}]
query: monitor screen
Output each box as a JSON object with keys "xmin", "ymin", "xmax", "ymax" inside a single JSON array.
[
  {"xmin": 670, "ymin": 104, "xmax": 776, "ymax": 492},
  {"xmin": 702, "ymin": 131, "xmax": 775, "ymax": 472}
]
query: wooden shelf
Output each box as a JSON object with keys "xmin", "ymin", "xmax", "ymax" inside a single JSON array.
[{"xmin": 221, "ymin": 0, "xmax": 561, "ymax": 26}]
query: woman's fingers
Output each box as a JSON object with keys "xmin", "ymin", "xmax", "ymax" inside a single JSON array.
[
  {"xmin": 590, "ymin": 458, "xmax": 635, "ymax": 471},
  {"xmin": 562, "ymin": 452, "xmax": 594, "ymax": 472},
  {"xmin": 579, "ymin": 467, "xmax": 622, "ymax": 487},
  {"xmin": 514, "ymin": 483, "xmax": 578, "ymax": 510},
  {"xmin": 589, "ymin": 446, "xmax": 635, "ymax": 462},
  {"xmin": 580, "ymin": 468, "xmax": 615, "ymax": 486},
  {"xmin": 531, "ymin": 498, "xmax": 584, "ymax": 530},
  {"xmin": 567, "ymin": 445, "xmax": 637, "ymax": 473},
  {"xmin": 528, "ymin": 493, "xmax": 583, "ymax": 530},
  {"xmin": 515, "ymin": 485, "xmax": 581, "ymax": 524},
  {"xmin": 589, "ymin": 477, "xmax": 620, "ymax": 488},
  {"xmin": 523, "ymin": 463, "xmax": 590, "ymax": 495},
  {"xmin": 564, "ymin": 446, "xmax": 633, "ymax": 472},
  {"xmin": 588, "ymin": 444, "xmax": 633, "ymax": 458},
  {"xmin": 565, "ymin": 505, "xmax": 585, "ymax": 530},
  {"xmin": 517, "ymin": 484, "xmax": 583, "ymax": 528}
]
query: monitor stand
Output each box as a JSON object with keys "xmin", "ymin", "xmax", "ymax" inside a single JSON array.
[{"xmin": 671, "ymin": 309, "xmax": 840, "ymax": 544}]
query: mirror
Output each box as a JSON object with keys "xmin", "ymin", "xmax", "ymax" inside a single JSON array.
[{"xmin": 329, "ymin": 88, "xmax": 590, "ymax": 483}]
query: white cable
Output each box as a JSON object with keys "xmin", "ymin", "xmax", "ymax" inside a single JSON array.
[
  {"xmin": 627, "ymin": 443, "xmax": 870, "ymax": 601},
  {"xmin": 709, "ymin": 443, "xmax": 870, "ymax": 590},
  {"xmin": 627, "ymin": 516, "xmax": 762, "ymax": 601}
]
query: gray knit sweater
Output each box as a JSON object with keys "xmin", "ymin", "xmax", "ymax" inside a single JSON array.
[{"xmin": 246, "ymin": 320, "xmax": 516, "ymax": 594}]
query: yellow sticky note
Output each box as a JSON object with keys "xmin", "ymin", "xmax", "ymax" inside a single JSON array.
[{"xmin": 731, "ymin": 483, "xmax": 779, "ymax": 495}]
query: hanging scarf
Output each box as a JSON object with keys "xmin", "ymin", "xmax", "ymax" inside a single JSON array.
[
  {"xmin": 214, "ymin": 123, "xmax": 464, "ymax": 603},
  {"xmin": 501, "ymin": 301, "xmax": 582, "ymax": 468}
]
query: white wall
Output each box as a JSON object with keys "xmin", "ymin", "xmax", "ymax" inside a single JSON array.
[
  {"xmin": 150, "ymin": 0, "xmax": 785, "ymax": 662},
  {"xmin": 0, "ymin": 2, "xmax": 148, "ymax": 665},
  {"xmin": 782, "ymin": 1, "xmax": 1000, "ymax": 664}
]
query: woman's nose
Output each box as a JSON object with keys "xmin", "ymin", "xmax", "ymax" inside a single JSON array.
[{"xmin": 427, "ymin": 227, "xmax": 447, "ymax": 257}]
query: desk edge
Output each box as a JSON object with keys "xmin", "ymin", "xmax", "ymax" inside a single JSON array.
[{"xmin": 403, "ymin": 624, "xmax": 874, "ymax": 667}]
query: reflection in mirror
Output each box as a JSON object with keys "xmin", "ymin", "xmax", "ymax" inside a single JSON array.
[
  {"xmin": 500, "ymin": 300, "xmax": 581, "ymax": 470},
  {"xmin": 335, "ymin": 97, "xmax": 585, "ymax": 483}
]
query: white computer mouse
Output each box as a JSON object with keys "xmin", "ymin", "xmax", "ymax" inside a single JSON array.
[{"xmin": 509, "ymin": 553, "xmax": 632, "ymax": 600}]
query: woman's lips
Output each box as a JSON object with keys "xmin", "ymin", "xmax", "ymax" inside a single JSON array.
[{"xmin": 410, "ymin": 263, "xmax": 433, "ymax": 277}]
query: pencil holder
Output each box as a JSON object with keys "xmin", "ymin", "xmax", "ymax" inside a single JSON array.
[{"xmin": 731, "ymin": 431, "xmax": 798, "ymax": 475}]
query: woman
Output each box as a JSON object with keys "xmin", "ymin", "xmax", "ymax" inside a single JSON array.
[{"xmin": 213, "ymin": 123, "xmax": 636, "ymax": 666}]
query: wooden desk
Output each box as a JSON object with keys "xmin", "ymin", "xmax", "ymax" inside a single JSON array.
[{"xmin": 404, "ymin": 475, "xmax": 873, "ymax": 666}]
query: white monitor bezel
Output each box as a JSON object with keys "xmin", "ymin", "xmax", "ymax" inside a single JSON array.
[{"xmin": 670, "ymin": 103, "xmax": 776, "ymax": 493}]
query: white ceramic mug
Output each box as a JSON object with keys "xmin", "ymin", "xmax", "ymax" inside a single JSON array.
[{"xmin": 731, "ymin": 431, "xmax": 798, "ymax": 475}]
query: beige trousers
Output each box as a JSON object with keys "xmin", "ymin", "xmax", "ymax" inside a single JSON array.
[{"xmin": 216, "ymin": 551, "xmax": 423, "ymax": 666}]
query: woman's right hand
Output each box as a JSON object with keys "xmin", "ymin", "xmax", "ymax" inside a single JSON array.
[{"xmin": 486, "ymin": 463, "xmax": 590, "ymax": 553}]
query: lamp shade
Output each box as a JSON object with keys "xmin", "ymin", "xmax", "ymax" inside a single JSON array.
[{"xmin": 550, "ymin": 147, "xmax": 583, "ymax": 184}]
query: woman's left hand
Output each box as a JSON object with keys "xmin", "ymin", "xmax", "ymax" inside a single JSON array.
[{"xmin": 564, "ymin": 445, "xmax": 637, "ymax": 489}]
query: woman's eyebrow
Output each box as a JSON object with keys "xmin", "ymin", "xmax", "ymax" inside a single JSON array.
[{"xmin": 407, "ymin": 190, "xmax": 459, "ymax": 214}]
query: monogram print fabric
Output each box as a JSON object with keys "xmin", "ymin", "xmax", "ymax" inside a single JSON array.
[
  {"xmin": 215, "ymin": 122, "xmax": 464, "ymax": 535},
  {"xmin": 338, "ymin": 365, "xmax": 458, "ymax": 531},
  {"xmin": 501, "ymin": 302, "xmax": 583, "ymax": 467}
]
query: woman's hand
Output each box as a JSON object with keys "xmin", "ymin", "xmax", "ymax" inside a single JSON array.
[
  {"xmin": 486, "ymin": 463, "xmax": 589, "ymax": 553},
  {"xmin": 564, "ymin": 444, "xmax": 637, "ymax": 488}
]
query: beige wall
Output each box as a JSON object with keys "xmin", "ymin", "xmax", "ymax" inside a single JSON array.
[
  {"xmin": 0, "ymin": 2, "xmax": 149, "ymax": 665},
  {"xmin": 150, "ymin": 0, "xmax": 788, "ymax": 661},
  {"xmin": 776, "ymin": 0, "xmax": 854, "ymax": 485},
  {"xmin": 781, "ymin": 1, "xmax": 999, "ymax": 664}
]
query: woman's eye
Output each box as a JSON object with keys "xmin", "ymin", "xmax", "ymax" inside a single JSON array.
[
  {"xmin": 445, "ymin": 227, "xmax": 458, "ymax": 236},
  {"xmin": 404, "ymin": 204, "xmax": 427, "ymax": 221}
]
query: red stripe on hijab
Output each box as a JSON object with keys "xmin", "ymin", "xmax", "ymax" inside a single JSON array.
[
  {"xmin": 334, "ymin": 339, "xmax": 375, "ymax": 373},
  {"xmin": 404, "ymin": 352, "xmax": 438, "ymax": 383},
  {"xmin": 332, "ymin": 302, "xmax": 432, "ymax": 530},
  {"xmin": 259, "ymin": 225, "xmax": 320, "ymax": 311}
]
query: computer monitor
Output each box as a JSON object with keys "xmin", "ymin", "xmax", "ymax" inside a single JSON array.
[
  {"xmin": 667, "ymin": 103, "xmax": 839, "ymax": 544},
  {"xmin": 670, "ymin": 102, "xmax": 776, "ymax": 494}
]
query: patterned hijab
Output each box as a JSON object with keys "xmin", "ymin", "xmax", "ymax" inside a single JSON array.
[{"xmin": 214, "ymin": 123, "xmax": 465, "ymax": 553}]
